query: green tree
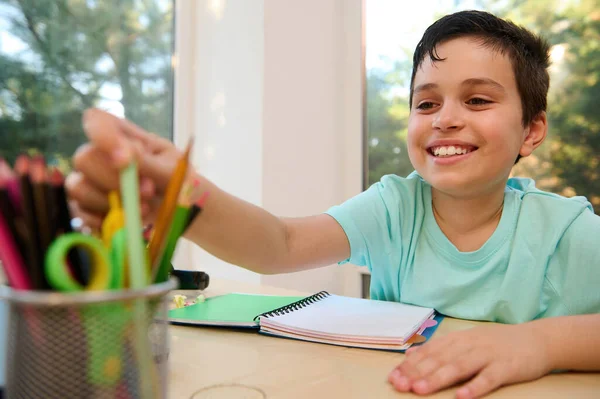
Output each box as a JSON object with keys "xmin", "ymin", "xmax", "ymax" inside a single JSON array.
[
  {"xmin": 0, "ymin": 0, "xmax": 173, "ymax": 167},
  {"xmin": 367, "ymin": 54, "xmax": 414, "ymax": 187}
]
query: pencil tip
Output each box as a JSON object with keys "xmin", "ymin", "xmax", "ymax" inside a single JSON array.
[
  {"xmin": 49, "ymin": 167, "xmax": 64, "ymax": 185},
  {"xmin": 14, "ymin": 155, "xmax": 30, "ymax": 175},
  {"xmin": 0, "ymin": 158, "xmax": 14, "ymax": 184},
  {"xmin": 184, "ymin": 137, "xmax": 194, "ymax": 156},
  {"xmin": 196, "ymin": 191, "xmax": 210, "ymax": 208},
  {"xmin": 30, "ymin": 157, "xmax": 47, "ymax": 182},
  {"xmin": 32, "ymin": 154, "xmax": 45, "ymax": 164}
]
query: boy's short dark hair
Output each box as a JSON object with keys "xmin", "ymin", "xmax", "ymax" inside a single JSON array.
[{"xmin": 409, "ymin": 10, "xmax": 551, "ymax": 129}]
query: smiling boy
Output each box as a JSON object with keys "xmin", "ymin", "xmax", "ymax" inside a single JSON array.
[{"xmin": 68, "ymin": 10, "xmax": 600, "ymax": 399}]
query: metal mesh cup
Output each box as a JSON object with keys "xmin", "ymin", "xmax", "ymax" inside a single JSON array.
[{"xmin": 0, "ymin": 279, "xmax": 176, "ymax": 399}]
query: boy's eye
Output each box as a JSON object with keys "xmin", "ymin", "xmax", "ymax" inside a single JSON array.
[
  {"xmin": 416, "ymin": 102, "xmax": 436, "ymax": 110},
  {"xmin": 466, "ymin": 97, "xmax": 491, "ymax": 105}
]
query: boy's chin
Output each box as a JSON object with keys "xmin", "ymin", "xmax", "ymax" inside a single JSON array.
[
  {"xmin": 423, "ymin": 173, "xmax": 484, "ymax": 197},
  {"xmin": 427, "ymin": 174, "xmax": 508, "ymax": 199},
  {"xmin": 432, "ymin": 181, "xmax": 475, "ymax": 196}
]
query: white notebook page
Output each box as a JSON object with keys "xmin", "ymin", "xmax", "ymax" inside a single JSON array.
[{"xmin": 260, "ymin": 294, "xmax": 434, "ymax": 342}]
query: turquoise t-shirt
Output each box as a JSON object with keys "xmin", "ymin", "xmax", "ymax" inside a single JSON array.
[{"xmin": 325, "ymin": 173, "xmax": 600, "ymax": 324}]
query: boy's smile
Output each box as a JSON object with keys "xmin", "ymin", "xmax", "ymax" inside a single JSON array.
[
  {"xmin": 426, "ymin": 139, "xmax": 477, "ymax": 165},
  {"xmin": 407, "ymin": 37, "xmax": 540, "ymax": 197}
]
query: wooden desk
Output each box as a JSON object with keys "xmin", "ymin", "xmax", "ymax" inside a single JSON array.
[{"xmin": 168, "ymin": 279, "xmax": 600, "ymax": 398}]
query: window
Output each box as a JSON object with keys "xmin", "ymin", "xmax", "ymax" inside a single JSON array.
[
  {"xmin": 0, "ymin": 0, "xmax": 174, "ymax": 168},
  {"xmin": 365, "ymin": 0, "xmax": 600, "ymax": 214}
]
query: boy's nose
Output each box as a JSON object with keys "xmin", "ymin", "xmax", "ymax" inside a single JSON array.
[{"xmin": 432, "ymin": 103, "xmax": 465, "ymax": 132}]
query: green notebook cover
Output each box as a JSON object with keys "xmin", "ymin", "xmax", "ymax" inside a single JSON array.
[{"xmin": 168, "ymin": 293, "xmax": 305, "ymax": 328}]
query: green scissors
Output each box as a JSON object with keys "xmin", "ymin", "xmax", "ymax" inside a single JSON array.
[{"xmin": 45, "ymin": 229, "xmax": 129, "ymax": 386}]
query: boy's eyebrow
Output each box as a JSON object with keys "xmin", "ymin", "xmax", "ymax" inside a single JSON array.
[
  {"xmin": 412, "ymin": 78, "xmax": 506, "ymax": 96},
  {"xmin": 462, "ymin": 78, "xmax": 505, "ymax": 92},
  {"xmin": 413, "ymin": 83, "xmax": 438, "ymax": 96}
]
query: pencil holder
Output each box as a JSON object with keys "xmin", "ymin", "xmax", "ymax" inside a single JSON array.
[{"xmin": 0, "ymin": 278, "xmax": 177, "ymax": 399}]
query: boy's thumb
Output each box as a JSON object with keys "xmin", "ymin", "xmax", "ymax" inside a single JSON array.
[
  {"xmin": 82, "ymin": 108, "xmax": 134, "ymax": 168},
  {"xmin": 137, "ymin": 151, "xmax": 177, "ymax": 190}
]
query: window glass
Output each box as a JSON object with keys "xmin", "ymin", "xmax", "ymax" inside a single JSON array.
[{"xmin": 0, "ymin": 0, "xmax": 174, "ymax": 169}]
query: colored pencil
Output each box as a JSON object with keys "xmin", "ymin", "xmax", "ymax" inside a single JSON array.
[
  {"xmin": 120, "ymin": 161, "xmax": 156, "ymax": 399},
  {"xmin": 0, "ymin": 209, "xmax": 32, "ymax": 290},
  {"xmin": 0, "ymin": 159, "xmax": 21, "ymax": 213},
  {"xmin": 162, "ymin": 191, "xmax": 210, "ymax": 278},
  {"xmin": 14, "ymin": 155, "xmax": 46, "ymax": 289},
  {"xmin": 153, "ymin": 181, "xmax": 194, "ymax": 283},
  {"xmin": 184, "ymin": 191, "xmax": 209, "ymax": 231},
  {"xmin": 147, "ymin": 139, "xmax": 193, "ymax": 268},
  {"xmin": 120, "ymin": 162, "xmax": 148, "ymax": 288},
  {"xmin": 0, "ymin": 162, "xmax": 24, "ymax": 253},
  {"xmin": 48, "ymin": 168, "xmax": 87, "ymax": 284},
  {"xmin": 30, "ymin": 156, "xmax": 52, "ymax": 253}
]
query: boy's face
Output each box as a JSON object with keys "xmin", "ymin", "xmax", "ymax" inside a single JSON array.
[{"xmin": 408, "ymin": 37, "xmax": 537, "ymax": 197}]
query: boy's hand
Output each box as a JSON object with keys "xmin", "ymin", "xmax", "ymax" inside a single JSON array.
[
  {"xmin": 388, "ymin": 323, "xmax": 552, "ymax": 398},
  {"xmin": 66, "ymin": 108, "xmax": 185, "ymax": 229}
]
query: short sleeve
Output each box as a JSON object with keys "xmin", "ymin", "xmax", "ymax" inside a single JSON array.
[
  {"xmin": 325, "ymin": 183, "xmax": 384, "ymax": 267},
  {"xmin": 546, "ymin": 208, "xmax": 600, "ymax": 315},
  {"xmin": 324, "ymin": 174, "xmax": 421, "ymax": 270}
]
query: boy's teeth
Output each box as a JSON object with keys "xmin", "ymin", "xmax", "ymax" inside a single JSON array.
[{"xmin": 432, "ymin": 145, "xmax": 470, "ymax": 157}]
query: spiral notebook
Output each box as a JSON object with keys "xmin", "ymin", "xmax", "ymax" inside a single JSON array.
[
  {"xmin": 169, "ymin": 292, "xmax": 305, "ymax": 328},
  {"xmin": 169, "ymin": 291, "xmax": 440, "ymax": 351}
]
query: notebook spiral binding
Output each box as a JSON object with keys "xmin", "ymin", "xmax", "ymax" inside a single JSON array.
[{"xmin": 253, "ymin": 291, "xmax": 330, "ymax": 321}]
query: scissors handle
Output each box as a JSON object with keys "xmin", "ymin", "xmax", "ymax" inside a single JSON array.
[
  {"xmin": 45, "ymin": 233, "xmax": 114, "ymax": 292},
  {"xmin": 102, "ymin": 191, "xmax": 124, "ymax": 247}
]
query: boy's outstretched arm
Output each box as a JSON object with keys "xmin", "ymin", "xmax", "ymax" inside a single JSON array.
[
  {"xmin": 67, "ymin": 108, "xmax": 350, "ymax": 274},
  {"xmin": 388, "ymin": 314, "xmax": 600, "ymax": 399},
  {"xmin": 182, "ymin": 181, "xmax": 351, "ymax": 274}
]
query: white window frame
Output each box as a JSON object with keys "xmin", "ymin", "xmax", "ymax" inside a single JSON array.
[{"xmin": 171, "ymin": 0, "xmax": 365, "ymax": 297}]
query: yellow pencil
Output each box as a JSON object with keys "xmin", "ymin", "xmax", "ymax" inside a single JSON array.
[
  {"xmin": 147, "ymin": 138, "xmax": 193, "ymax": 268},
  {"xmin": 152, "ymin": 179, "xmax": 194, "ymax": 283}
]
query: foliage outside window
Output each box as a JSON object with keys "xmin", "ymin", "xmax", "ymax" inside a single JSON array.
[
  {"xmin": 366, "ymin": 0, "xmax": 600, "ymax": 214},
  {"xmin": 0, "ymin": 0, "xmax": 174, "ymax": 169}
]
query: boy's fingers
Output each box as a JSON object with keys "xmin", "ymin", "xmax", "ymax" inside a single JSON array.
[
  {"xmin": 73, "ymin": 143, "xmax": 120, "ymax": 192},
  {"xmin": 65, "ymin": 172, "xmax": 110, "ymax": 214},
  {"xmin": 74, "ymin": 132, "xmax": 157, "ymax": 200},
  {"xmin": 68, "ymin": 201, "xmax": 104, "ymax": 231},
  {"xmin": 456, "ymin": 365, "xmax": 504, "ymax": 399},
  {"xmin": 137, "ymin": 149, "xmax": 182, "ymax": 189},
  {"xmin": 412, "ymin": 351, "xmax": 486, "ymax": 395},
  {"xmin": 139, "ymin": 176, "xmax": 156, "ymax": 199},
  {"xmin": 67, "ymin": 178, "xmax": 153, "ymax": 228},
  {"xmin": 120, "ymin": 119, "xmax": 174, "ymax": 153},
  {"xmin": 405, "ymin": 347, "xmax": 420, "ymax": 355},
  {"xmin": 82, "ymin": 108, "xmax": 135, "ymax": 168},
  {"xmin": 392, "ymin": 334, "xmax": 472, "ymax": 388}
]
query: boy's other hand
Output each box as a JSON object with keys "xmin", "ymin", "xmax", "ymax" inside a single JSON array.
[
  {"xmin": 66, "ymin": 108, "xmax": 186, "ymax": 230},
  {"xmin": 388, "ymin": 323, "xmax": 552, "ymax": 398}
]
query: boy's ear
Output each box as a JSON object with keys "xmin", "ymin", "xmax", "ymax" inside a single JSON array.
[{"xmin": 519, "ymin": 111, "xmax": 547, "ymax": 157}]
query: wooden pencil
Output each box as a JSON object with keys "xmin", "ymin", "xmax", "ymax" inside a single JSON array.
[
  {"xmin": 1, "ymin": 158, "xmax": 22, "ymax": 213},
  {"xmin": 0, "ymin": 210, "xmax": 32, "ymax": 290},
  {"xmin": 0, "ymin": 160, "xmax": 24, "ymax": 252},
  {"xmin": 30, "ymin": 156, "xmax": 52, "ymax": 256},
  {"xmin": 14, "ymin": 155, "xmax": 46, "ymax": 289},
  {"xmin": 48, "ymin": 168, "xmax": 87, "ymax": 284},
  {"xmin": 147, "ymin": 138, "xmax": 193, "ymax": 268},
  {"xmin": 153, "ymin": 181, "xmax": 194, "ymax": 283},
  {"xmin": 184, "ymin": 191, "xmax": 209, "ymax": 232}
]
